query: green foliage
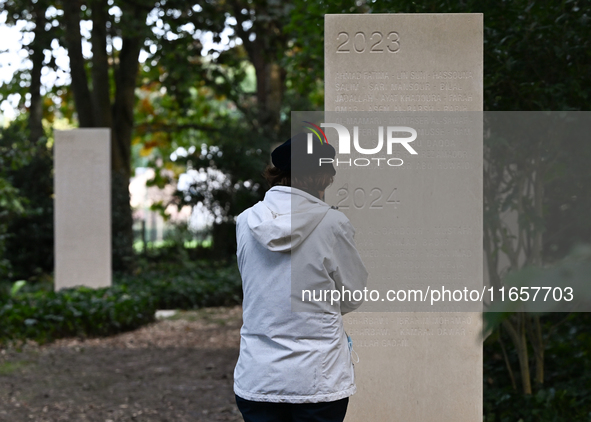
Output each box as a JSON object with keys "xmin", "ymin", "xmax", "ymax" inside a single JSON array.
[
  {"xmin": 0, "ymin": 0, "xmax": 59, "ymax": 115},
  {"xmin": 131, "ymin": 1, "xmax": 327, "ymax": 254},
  {"xmin": 0, "ymin": 116, "xmax": 43, "ymax": 278},
  {"xmin": 135, "ymin": 220, "xmax": 212, "ymax": 262},
  {"xmin": 484, "ymin": 386, "xmax": 591, "ymax": 422},
  {"xmin": 283, "ymin": 0, "xmax": 368, "ymax": 103},
  {"xmin": 132, "ymin": 63, "xmax": 271, "ymax": 258},
  {"xmin": 485, "ymin": 245, "xmax": 591, "ymax": 330},
  {"xmin": 0, "ymin": 178, "xmax": 23, "ymax": 276},
  {"xmin": 112, "ymin": 171, "xmax": 136, "ymax": 272},
  {"xmin": 10, "ymin": 280, "xmax": 27, "ymax": 296},
  {"xmin": 0, "ymin": 118, "xmax": 54, "ymax": 281},
  {"xmin": 0, "ymin": 260, "xmax": 242, "ymax": 346},
  {"xmin": 118, "ymin": 260, "xmax": 242, "ymax": 310},
  {"xmin": 484, "ymin": 313, "xmax": 591, "ymax": 421},
  {"xmin": 0, "ymin": 284, "xmax": 156, "ymax": 345},
  {"xmin": 131, "ymin": 0, "xmax": 591, "ymax": 262}
]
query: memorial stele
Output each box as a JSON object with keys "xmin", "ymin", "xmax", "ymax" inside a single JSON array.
[
  {"xmin": 324, "ymin": 14, "xmax": 483, "ymax": 421},
  {"xmin": 54, "ymin": 128, "xmax": 111, "ymax": 290}
]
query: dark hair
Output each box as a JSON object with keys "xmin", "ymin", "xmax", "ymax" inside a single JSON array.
[{"xmin": 263, "ymin": 165, "xmax": 334, "ymax": 198}]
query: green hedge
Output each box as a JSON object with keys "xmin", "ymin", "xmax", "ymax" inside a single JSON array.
[
  {"xmin": 0, "ymin": 285, "xmax": 156, "ymax": 344},
  {"xmin": 483, "ymin": 313, "xmax": 591, "ymax": 421},
  {"xmin": 0, "ymin": 260, "xmax": 242, "ymax": 346},
  {"xmin": 118, "ymin": 262, "xmax": 242, "ymax": 310}
]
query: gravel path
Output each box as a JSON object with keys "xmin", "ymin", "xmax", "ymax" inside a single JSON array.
[{"xmin": 0, "ymin": 307, "xmax": 244, "ymax": 422}]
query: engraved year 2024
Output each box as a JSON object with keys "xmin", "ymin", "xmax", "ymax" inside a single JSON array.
[{"xmin": 335, "ymin": 185, "xmax": 400, "ymax": 210}]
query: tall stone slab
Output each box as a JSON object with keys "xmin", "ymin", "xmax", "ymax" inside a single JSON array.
[
  {"xmin": 54, "ymin": 129, "xmax": 111, "ymax": 290},
  {"xmin": 324, "ymin": 14, "xmax": 483, "ymax": 421}
]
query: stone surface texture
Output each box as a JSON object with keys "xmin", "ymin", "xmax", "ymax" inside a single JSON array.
[
  {"xmin": 324, "ymin": 14, "xmax": 483, "ymax": 421},
  {"xmin": 54, "ymin": 129, "xmax": 111, "ymax": 290}
]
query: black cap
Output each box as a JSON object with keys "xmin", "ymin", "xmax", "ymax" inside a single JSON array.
[{"xmin": 271, "ymin": 132, "xmax": 336, "ymax": 176}]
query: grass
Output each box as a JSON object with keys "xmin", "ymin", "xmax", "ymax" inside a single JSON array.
[{"xmin": 0, "ymin": 360, "xmax": 32, "ymax": 375}]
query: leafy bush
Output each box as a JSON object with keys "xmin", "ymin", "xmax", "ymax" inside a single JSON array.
[
  {"xmin": 117, "ymin": 259, "xmax": 243, "ymax": 310},
  {"xmin": 484, "ymin": 386, "xmax": 591, "ymax": 422},
  {"xmin": 0, "ymin": 285, "xmax": 156, "ymax": 345},
  {"xmin": 0, "ymin": 260, "xmax": 242, "ymax": 346},
  {"xmin": 0, "ymin": 117, "xmax": 54, "ymax": 281},
  {"xmin": 484, "ymin": 313, "xmax": 591, "ymax": 421}
]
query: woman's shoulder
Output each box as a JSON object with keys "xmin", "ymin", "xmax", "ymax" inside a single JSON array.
[
  {"xmin": 325, "ymin": 205, "xmax": 350, "ymax": 221},
  {"xmin": 320, "ymin": 207, "xmax": 354, "ymax": 234}
]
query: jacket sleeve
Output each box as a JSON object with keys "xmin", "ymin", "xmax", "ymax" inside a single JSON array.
[{"xmin": 329, "ymin": 216, "xmax": 369, "ymax": 315}]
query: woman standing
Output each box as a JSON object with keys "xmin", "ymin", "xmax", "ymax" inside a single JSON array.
[{"xmin": 233, "ymin": 133, "xmax": 368, "ymax": 422}]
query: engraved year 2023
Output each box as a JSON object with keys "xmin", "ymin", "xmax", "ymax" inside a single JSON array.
[{"xmin": 336, "ymin": 31, "xmax": 400, "ymax": 53}]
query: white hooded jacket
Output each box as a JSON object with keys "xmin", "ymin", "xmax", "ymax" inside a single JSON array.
[{"xmin": 233, "ymin": 186, "xmax": 368, "ymax": 403}]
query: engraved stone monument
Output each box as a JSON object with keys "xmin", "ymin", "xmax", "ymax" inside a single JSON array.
[
  {"xmin": 54, "ymin": 129, "xmax": 111, "ymax": 290},
  {"xmin": 323, "ymin": 14, "xmax": 483, "ymax": 421}
]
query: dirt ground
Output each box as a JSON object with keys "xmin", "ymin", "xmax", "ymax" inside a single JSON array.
[{"xmin": 0, "ymin": 306, "xmax": 244, "ymax": 422}]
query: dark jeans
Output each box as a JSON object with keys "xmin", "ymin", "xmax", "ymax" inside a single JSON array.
[{"xmin": 235, "ymin": 395, "xmax": 349, "ymax": 422}]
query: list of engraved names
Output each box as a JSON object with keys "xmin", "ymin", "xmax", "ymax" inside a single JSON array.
[{"xmin": 333, "ymin": 70, "xmax": 475, "ymax": 111}]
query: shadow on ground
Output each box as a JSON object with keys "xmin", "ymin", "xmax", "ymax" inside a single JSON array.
[{"xmin": 0, "ymin": 307, "xmax": 243, "ymax": 422}]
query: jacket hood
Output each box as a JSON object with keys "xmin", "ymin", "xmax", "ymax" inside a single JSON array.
[{"xmin": 247, "ymin": 186, "xmax": 331, "ymax": 252}]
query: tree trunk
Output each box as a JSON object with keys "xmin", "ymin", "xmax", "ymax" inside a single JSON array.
[
  {"xmin": 90, "ymin": 0, "xmax": 112, "ymax": 128},
  {"xmin": 528, "ymin": 157, "xmax": 545, "ymax": 385},
  {"xmin": 28, "ymin": 4, "xmax": 48, "ymax": 143},
  {"xmin": 62, "ymin": 0, "xmax": 150, "ymax": 272},
  {"xmin": 62, "ymin": 0, "xmax": 94, "ymax": 127},
  {"xmin": 109, "ymin": 5, "xmax": 150, "ymax": 271},
  {"xmin": 503, "ymin": 314, "xmax": 532, "ymax": 394},
  {"xmin": 251, "ymin": 49, "xmax": 286, "ymax": 138},
  {"xmin": 230, "ymin": 0, "xmax": 287, "ymax": 141},
  {"xmin": 534, "ymin": 319, "xmax": 544, "ymax": 385},
  {"xmin": 526, "ymin": 314, "xmax": 545, "ymax": 386},
  {"xmin": 498, "ymin": 326, "xmax": 517, "ymax": 390}
]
